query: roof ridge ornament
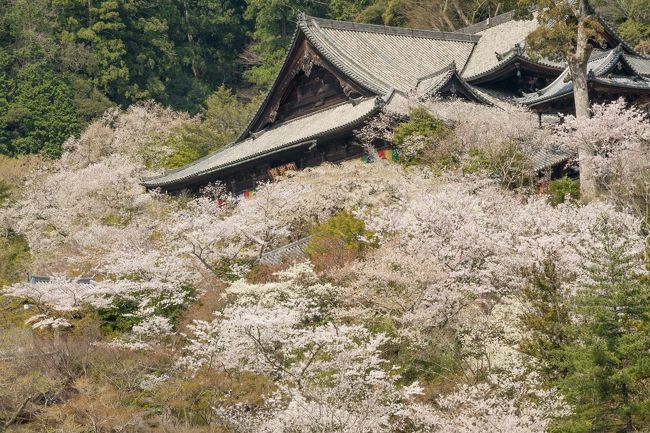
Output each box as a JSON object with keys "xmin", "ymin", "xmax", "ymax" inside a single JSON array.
[{"xmin": 515, "ymin": 42, "xmax": 524, "ymax": 56}]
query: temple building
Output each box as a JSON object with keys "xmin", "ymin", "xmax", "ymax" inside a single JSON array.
[{"xmin": 143, "ymin": 12, "xmax": 650, "ymax": 193}]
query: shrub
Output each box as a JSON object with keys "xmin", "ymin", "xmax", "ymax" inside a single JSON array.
[
  {"xmin": 213, "ymin": 257, "xmax": 258, "ymax": 282},
  {"xmin": 154, "ymin": 368, "xmax": 274, "ymax": 427},
  {"xmin": 0, "ymin": 231, "xmax": 30, "ymax": 289},
  {"xmin": 0, "ymin": 181, "xmax": 9, "ymax": 206},
  {"xmin": 96, "ymin": 297, "xmax": 141, "ymax": 334},
  {"xmin": 393, "ymin": 106, "xmax": 447, "ymax": 145},
  {"xmin": 306, "ymin": 210, "xmax": 376, "ymax": 271},
  {"xmin": 393, "ymin": 107, "xmax": 448, "ymax": 162},
  {"xmin": 548, "ymin": 176, "xmax": 580, "ymax": 205},
  {"xmin": 464, "ymin": 142, "xmax": 533, "ymax": 190}
]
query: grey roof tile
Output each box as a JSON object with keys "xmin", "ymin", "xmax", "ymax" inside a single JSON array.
[
  {"xmin": 300, "ymin": 16, "xmax": 477, "ymax": 94},
  {"xmin": 623, "ymin": 53, "xmax": 650, "ymax": 77},
  {"xmin": 517, "ymin": 48, "xmax": 650, "ymax": 106},
  {"xmin": 142, "ymin": 97, "xmax": 383, "ymax": 188},
  {"xmin": 417, "ymin": 63, "xmax": 494, "ymax": 105},
  {"xmin": 529, "ymin": 148, "xmax": 573, "ymax": 171},
  {"xmin": 461, "ymin": 17, "xmax": 543, "ymax": 79},
  {"xmin": 259, "ymin": 236, "xmax": 311, "ymax": 266}
]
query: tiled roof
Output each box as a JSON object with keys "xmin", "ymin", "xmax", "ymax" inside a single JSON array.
[
  {"xmin": 592, "ymin": 75, "xmax": 650, "ymax": 89},
  {"xmin": 469, "ymin": 85, "xmax": 519, "ymax": 109},
  {"xmin": 259, "ymin": 236, "xmax": 311, "ymax": 266},
  {"xmin": 622, "ymin": 53, "xmax": 650, "ymax": 77},
  {"xmin": 143, "ymin": 13, "xmax": 648, "ymax": 191},
  {"xmin": 417, "ymin": 63, "xmax": 494, "ymax": 105},
  {"xmin": 458, "ymin": 11, "xmax": 516, "ymax": 34},
  {"xmin": 417, "ymin": 64, "xmax": 458, "ymax": 96},
  {"xmin": 518, "ymin": 48, "xmax": 650, "ymax": 107},
  {"xmin": 461, "ymin": 16, "xmax": 540, "ymax": 78},
  {"xmin": 28, "ymin": 275, "xmax": 94, "ymax": 284},
  {"xmin": 529, "ymin": 148, "xmax": 573, "ymax": 171},
  {"xmin": 299, "ymin": 15, "xmax": 478, "ymax": 94},
  {"xmin": 142, "ymin": 96, "xmax": 384, "ymax": 188}
]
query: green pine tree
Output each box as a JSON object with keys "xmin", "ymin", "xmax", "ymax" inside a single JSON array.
[{"xmin": 554, "ymin": 217, "xmax": 650, "ymax": 432}]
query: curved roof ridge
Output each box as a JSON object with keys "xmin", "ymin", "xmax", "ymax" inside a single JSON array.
[
  {"xmin": 463, "ymin": 51, "xmax": 564, "ymax": 82},
  {"xmin": 596, "ymin": 15, "xmax": 643, "ymax": 56},
  {"xmin": 592, "ymin": 47, "xmax": 623, "ymax": 76},
  {"xmin": 417, "ymin": 62, "xmax": 457, "ymax": 84},
  {"xmin": 303, "ymin": 14, "xmax": 480, "ymax": 43},
  {"xmin": 621, "ymin": 53, "xmax": 650, "ymax": 77}
]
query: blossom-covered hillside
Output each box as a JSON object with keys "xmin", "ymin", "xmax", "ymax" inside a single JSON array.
[{"xmin": 0, "ymin": 99, "xmax": 648, "ymax": 432}]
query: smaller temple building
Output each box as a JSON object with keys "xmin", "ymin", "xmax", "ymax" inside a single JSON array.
[{"xmin": 143, "ymin": 12, "xmax": 650, "ymax": 193}]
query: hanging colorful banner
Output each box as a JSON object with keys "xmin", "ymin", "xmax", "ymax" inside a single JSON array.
[{"xmin": 360, "ymin": 148, "xmax": 398, "ymax": 163}]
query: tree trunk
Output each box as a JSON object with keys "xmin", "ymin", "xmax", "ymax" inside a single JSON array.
[
  {"xmin": 452, "ymin": 0, "xmax": 470, "ymax": 26},
  {"xmin": 183, "ymin": 1, "xmax": 199, "ymax": 78},
  {"xmin": 570, "ymin": 0, "xmax": 597, "ymax": 199},
  {"xmin": 622, "ymin": 382, "xmax": 634, "ymax": 432}
]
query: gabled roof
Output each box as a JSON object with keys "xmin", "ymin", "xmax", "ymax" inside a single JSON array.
[
  {"xmin": 143, "ymin": 12, "xmax": 648, "ymax": 192},
  {"xmin": 236, "ymin": 14, "xmax": 480, "ymax": 142},
  {"xmin": 297, "ymin": 15, "xmax": 478, "ymax": 95},
  {"xmin": 418, "ymin": 63, "xmax": 494, "ymax": 105},
  {"xmin": 461, "ymin": 14, "xmax": 542, "ymax": 79},
  {"xmin": 529, "ymin": 147, "xmax": 573, "ymax": 172},
  {"xmin": 142, "ymin": 96, "xmax": 386, "ymax": 189},
  {"xmin": 518, "ymin": 47, "xmax": 650, "ymax": 107},
  {"xmin": 464, "ymin": 41, "xmax": 566, "ymax": 83},
  {"xmin": 28, "ymin": 275, "xmax": 94, "ymax": 284},
  {"xmin": 460, "ymin": 10, "xmax": 650, "ymax": 82}
]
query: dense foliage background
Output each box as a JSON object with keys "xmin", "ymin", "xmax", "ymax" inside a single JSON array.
[{"xmin": 1, "ymin": 0, "xmax": 647, "ymax": 158}]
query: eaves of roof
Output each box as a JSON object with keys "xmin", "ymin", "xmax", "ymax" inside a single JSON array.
[
  {"xmin": 418, "ymin": 63, "xmax": 494, "ymax": 105},
  {"xmin": 520, "ymin": 74, "xmax": 650, "ymax": 108},
  {"xmin": 141, "ymin": 94, "xmax": 391, "ymax": 189},
  {"xmin": 621, "ymin": 53, "xmax": 650, "ymax": 78},
  {"xmin": 591, "ymin": 76, "xmax": 650, "ymax": 90},
  {"xmin": 517, "ymin": 48, "xmax": 636, "ymax": 107},
  {"xmin": 464, "ymin": 51, "xmax": 564, "ymax": 83},
  {"xmin": 596, "ymin": 15, "xmax": 644, "ymax": 57}
]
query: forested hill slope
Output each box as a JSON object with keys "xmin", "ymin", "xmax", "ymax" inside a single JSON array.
[
  {"xmin": 1, "ymin": 0, "xmax": 648, "ymax": 158},
  {"xmin": 0, "ymin": 97, "xmax": 649, "ymax": 431}
]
